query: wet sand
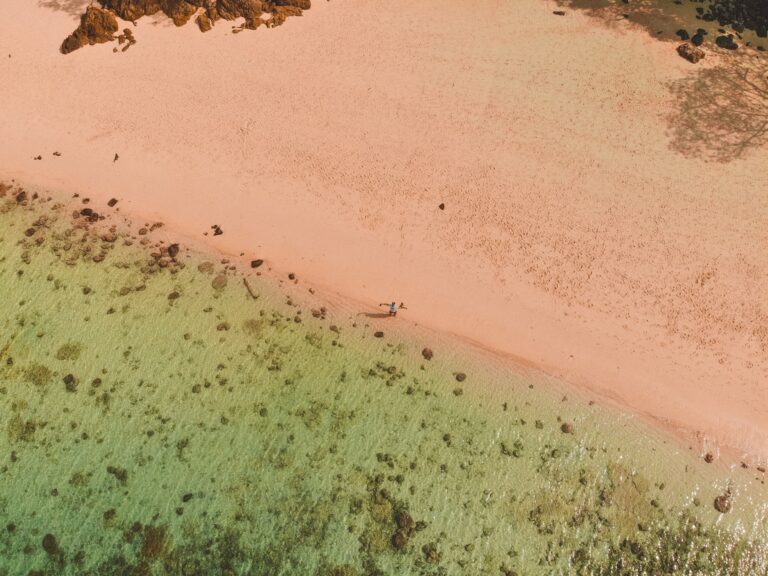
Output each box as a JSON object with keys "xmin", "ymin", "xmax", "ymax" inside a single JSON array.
[{"xmin": 1, "ymin": 0, "xmax": 767, "ymax": 461}]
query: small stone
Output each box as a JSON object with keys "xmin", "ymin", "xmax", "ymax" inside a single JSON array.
[
  {"xmin": 553, "ymin": 10, "xmax": 565, "ymax": 15},
  {"xmin": 250, "ymin": 259, "xmax": 263, "ymax": 268},
  {"xmin": 374, "ymin": 331, "xmax": 384, "ymax": 338},
  {"xmin": 421, "ymin": 347, "xmax": 434, "ymax": 360},
  {"xmin": 288, "ymin": 273, "xmax": 296, "ymax": 280},
  {"xmin": 438, "ymin": 203, "xmax": 445, "ymax": 210},
  {"xmin": 560, "ymin": 422, "xmax": 574, "ymax": 434},
  {"xmin": 167, "ymin": 244, "xmax": 179, "ymax": 258},
  {"xmin": 455, "ymin": 372, "xmax": 466, "ymax": 382},
  {"xmin": 107, "ymin": 198, "xmax": 118, "ymax": 207},
  {"xmin": 168, "ymin": 291, "xmax": 180, "ymax": 300},
  {"xmin": 704, "ymin": 452, "xmax": 714, "ymax": 463},
  {"xmin": 182, "ymin": 493, "xmax": 193, "ymax": 502}
]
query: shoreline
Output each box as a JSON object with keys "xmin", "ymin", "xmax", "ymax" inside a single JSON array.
[
  {"xmin": 5, "ymin": 174, "xmax": 764, "ymax": 471},
  {"xmin": 2, "ymin": 0, "xmax": 767, "ymax": 463},
  {"xmin": 2, "ymin": 183, "xmax": 766, "ymax": 574}
]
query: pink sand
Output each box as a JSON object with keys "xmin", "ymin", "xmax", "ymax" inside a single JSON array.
[{"xmin": 1, "ymin": 0, "xmax": 767, "ymax": 460}]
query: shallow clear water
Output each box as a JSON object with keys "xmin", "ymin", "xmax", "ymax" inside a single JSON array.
[{"xmin": 0, "ymin": 187, "xmax": 766, "ymax": 575}]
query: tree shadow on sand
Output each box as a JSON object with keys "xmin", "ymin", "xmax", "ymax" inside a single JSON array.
[
  {"xmin": 667, "ymin": 58, "xmax": 768, "ymax": 163},
  {"xmin": 38, "ymin": 0, "xmax": 93, "ymax": 19},
  {"xmin": 553, "ymin": 0, "xmax": 698, "ymax": 42}
]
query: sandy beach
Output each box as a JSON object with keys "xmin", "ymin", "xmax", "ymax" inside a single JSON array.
[{"xmin": 1, "ymin": 0, "xmax": 767, "ymax": 462}]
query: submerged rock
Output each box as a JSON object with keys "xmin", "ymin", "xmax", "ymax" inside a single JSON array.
[
  {"xmin": 714, "ymin": 493, "xmax": 732, "ymax": 513},
  {"xmin": 212, "ymin": 274, "xmax": 228, "ymax": 289},
  {"xmin": 61, "ymin": 6, "xmax": 118, "ymax": 54},
  {"xmin": 42, "ymin": 533, "xmax": 59, "ymax": 555}
]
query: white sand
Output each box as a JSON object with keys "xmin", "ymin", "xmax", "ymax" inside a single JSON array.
[{"xmin": 1, "ymin": 0, "xmax": 767, "ymax": 460}]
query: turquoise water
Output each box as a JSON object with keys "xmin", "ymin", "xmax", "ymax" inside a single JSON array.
[{"xmin": 0, "ymin": 184, "xmax": 766, "ymax": 575}]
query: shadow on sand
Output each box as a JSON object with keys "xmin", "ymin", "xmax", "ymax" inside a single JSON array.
[
  {"xmin": 360, "ymin": 312, "xmax": 392, "ymax": 319},
  {"xmin": 667, "ymin": 57, "xmax": 768, "ymax": 162},
  {"xmin": 552, "ymin": 0, "xmax": 697, "ymax": 42},
  {"xmin": 38, "ymin": 0, "xmax": 92, "ymax": 19}
]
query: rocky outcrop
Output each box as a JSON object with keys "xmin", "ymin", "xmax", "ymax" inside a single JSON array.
[
  {"xmin": 61, "ymin": 6, "xmax": 119, "ymax": 54},
  {"xmin": 62, "ymin": 0, "xmax": 311, "ymax": 53},
  {"xmin": 98, "ymin": 0, "xmax": 310, "ymax": 30}
]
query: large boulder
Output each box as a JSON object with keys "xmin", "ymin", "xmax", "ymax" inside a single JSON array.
[
  {"xmin": 61, "ymin": 6, "xmax": 119, "ymax": 54},
  {"xmin": 676, "ymin": 43, "xmax": 705, "ymax": 63}
]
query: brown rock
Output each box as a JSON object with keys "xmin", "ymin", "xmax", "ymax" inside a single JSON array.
[
  {"xmin": 61, "ymin": 6, "xmax": 119, "ymax": 54},
  {"xmin": 374, "ymin": 331, "xmax": 384, "ymax": 338},
  {"xmin": 167, "ymin": 243, "xmax": 180, "ymax": 258},
  {"xmin": 677, "ymin": 43, "xmax": 705, "ymax": 64},
  {"xmin": 704, "ymin": 452, "xmax": 714, "ymax": 463},
  {"xmin": 560, "ymin": 422, "xmax": 574, "ymax": 434},
  {"xmin": 107, "ymin": 198, "xmax": 118, "ymax": 207},
  {"xmin": 197, "ymin": 13, "xmax": 213, "ymax": 32},
  {"xmin": 421, "ymin": 347, "xmax": 434, "ymax": 360},
  {"xmin": 454, "ymin": 372, "xmax": 466, "ymax": 382},
  {"xmin": 212, "ymin": 274, "xmax": 228, "ymax": 289},
  {"xmin": 250, "ymin": 259, "xmax": 264, "ymax": 268}
]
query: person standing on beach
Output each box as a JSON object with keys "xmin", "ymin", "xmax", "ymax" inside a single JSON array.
[{"xmin": 380, "ymin": 302, "xmax": 407, "ymax": 317}]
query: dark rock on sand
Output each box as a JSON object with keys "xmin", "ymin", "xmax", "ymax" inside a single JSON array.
[
  {"xmin": 167, "ymin": 243, "xmax": 180, "ymax": 258},
  {"xmin": 560, "ymin": 422, "xmax": 574, "ymax": 434},
  {"xmin": 250, "ymin": 259, "xmax": 264, "ymax": 268},
  {"xmin": 421, "ymin": 347, "xmax": 434, "ymax": 360},
  {"xmin": 704, "ymin": 452, "xmax": 714, "ymax": 463},
  {"xmin": 374, "ymin": 331, "xmax": 384, "ymax": 338},
  {"xmin": 691, "ymin": 33, "xmax": 705, "ymax": 46},
  {"xmin": 677, "ymin": 43, "xmax": 705, "ymax": 63},
  {"xmin": 455, "ymin": 372, "xmax": 466, "ymax": 382},
  {"xmin": 715, "ymin": 34, "xmax": 739, "ymax": 49},
  {"xmin": 61, "ymin": 6, "xmax": 118, "ymax": 54},
  {"xmin": 107, "ymin": 198, "xmax": 118, "ymax": 207},
  {"xmin": 676, "ymin": 29, "xmax": 690, "ymax": 40}
]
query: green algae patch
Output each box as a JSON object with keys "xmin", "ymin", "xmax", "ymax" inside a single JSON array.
[{"xmin": 0, "ymin": 184, "xmax": 766, "ymax": 575}]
